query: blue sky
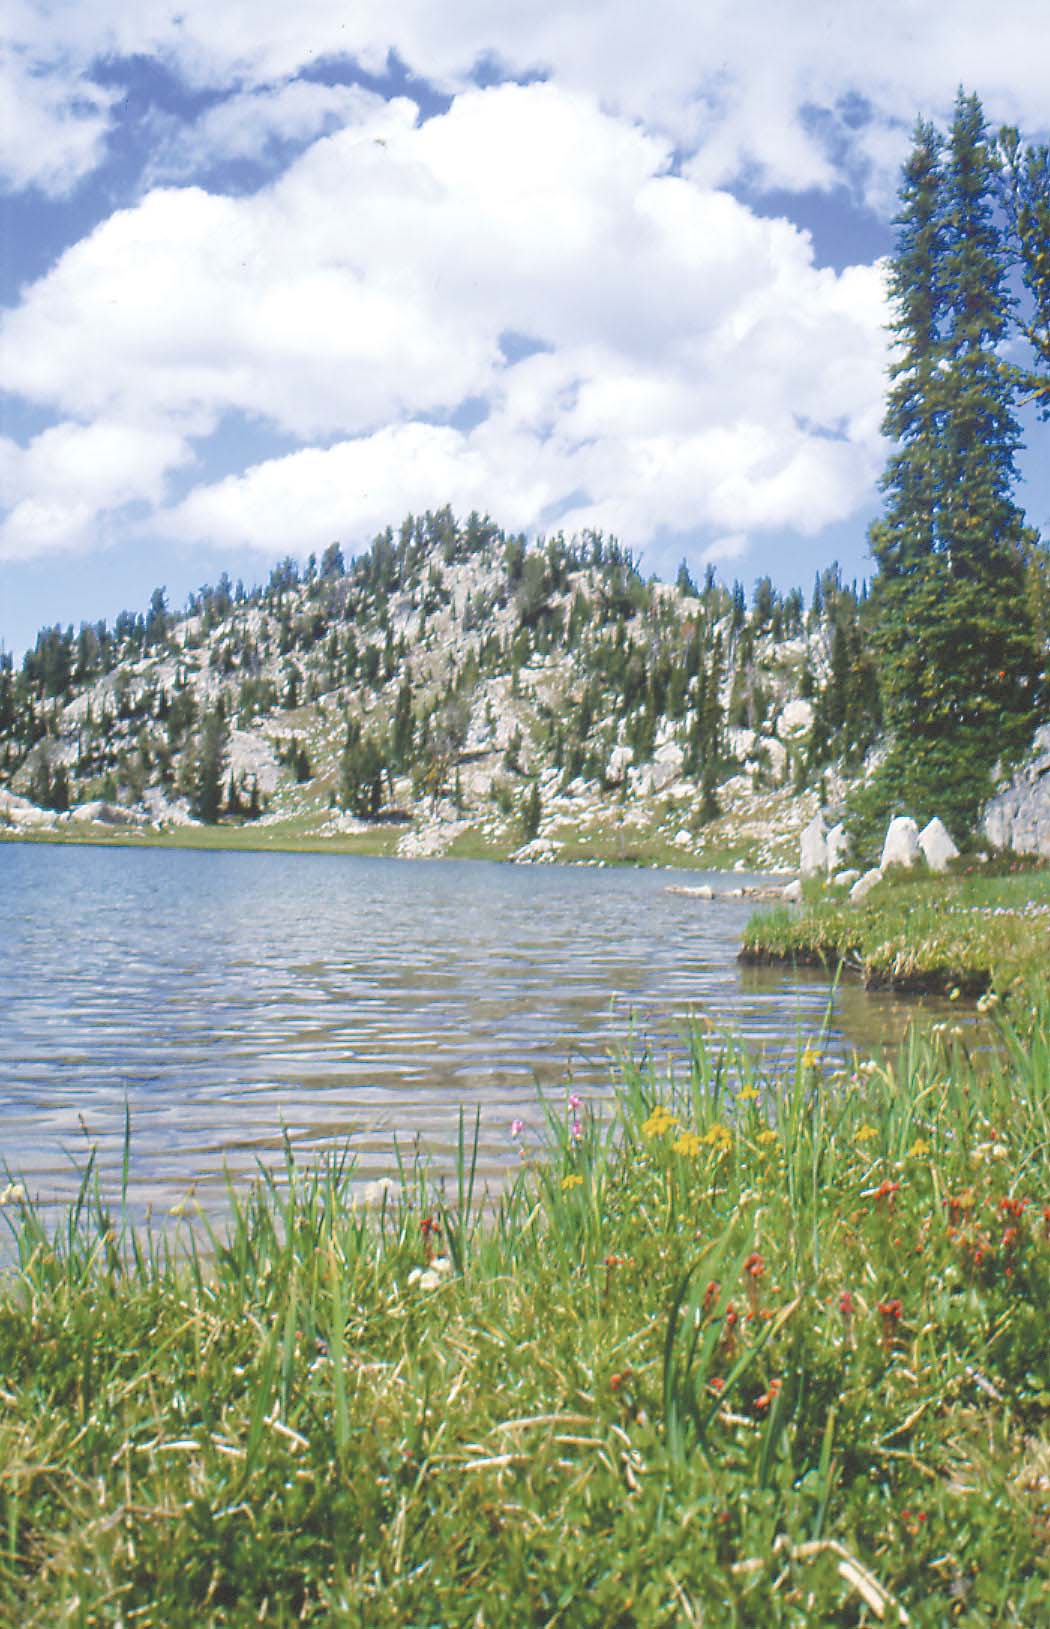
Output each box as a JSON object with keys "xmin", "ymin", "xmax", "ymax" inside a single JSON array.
[{"xmin": 2, "ymin": 2, "xmax": 1048, "ymax": 658}]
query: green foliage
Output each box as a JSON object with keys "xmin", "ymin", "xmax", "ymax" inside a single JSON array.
[
  {"xmin": 2, "ymin": 1003, "xmax": 1050, "ymax": 1623},
  {"xmin": 867, "ymin": 93, "xmax": 1044, "ymax": 842},
  {"xmin": 192, "ymin": 707, "xmax": 228, "ymax": 823},
  {"xmin": 519, "ymin": 778, "xmax": 542, "ymax": 839}
]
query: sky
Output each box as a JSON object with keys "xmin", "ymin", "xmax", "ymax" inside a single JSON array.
[{"xmin": 2, "ymin": 2, "xmax": 1049, "ymax": 659}]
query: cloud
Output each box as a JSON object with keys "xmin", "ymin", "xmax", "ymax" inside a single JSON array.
[
  {"xmin": 146, "ymin": 81, "xmax": 394, "ymax": 181},
  {"xmin": 0, "ymin": 80, "xmax": 891, "ymax": 561},
  {"xmin": 702, "ymin": 533, "xmax": 749, "ymax": 565},
  {"xmin": 3, "ymin": 2, "xmax": 1049, "ymax": 203},
  {"xmin": 0, "ymin": 43, "xmax": 116, "ymax": 196},
  {"xmin": 0, "ymin": 420, "xmax": 191, "ymax": 559}
]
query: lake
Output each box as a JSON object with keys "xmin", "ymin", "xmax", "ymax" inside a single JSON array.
[{"xmin": 0, "ymin": 842, "xmax": 963, "ymax": 1226}]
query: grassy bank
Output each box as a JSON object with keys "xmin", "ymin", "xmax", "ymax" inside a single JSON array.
[
  {"xmin": 2, "ymin": 1009, "xmax": 1050, "ymax": 1625},
  {"xmin": 741, "ymin": 862, "xmax": 1050, "ymax": 996}
]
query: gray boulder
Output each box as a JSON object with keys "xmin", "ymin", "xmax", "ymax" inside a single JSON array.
[
  {"xmin": 982, "ymin": 724, "xmax": 1050, "ymax": 857},
  {"xmin": 880, "ymin": 815, "xmax": 921, "ymax": 870},
  {"xmin": 918, "ymin": 817, "xmax": 959, "ymax": 872}
]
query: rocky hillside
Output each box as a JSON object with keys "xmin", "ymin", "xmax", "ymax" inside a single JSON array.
[{"xmin": 0, "ymin": 508, "xmax": 889, "ymax": 867}]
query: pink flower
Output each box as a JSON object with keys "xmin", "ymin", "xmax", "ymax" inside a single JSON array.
[
  {"xmin": 510, "ymin": 1118, "xmax": 525, "ymax": 1138},
  {"xmin": 569, "ymin": 1093, "xmax": 582, "ymax": 1113},
  {"xmin": 570, "ymin": 1119, "xmax": 583, "ymax": 1141}
]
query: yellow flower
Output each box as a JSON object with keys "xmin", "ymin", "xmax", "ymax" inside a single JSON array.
[
  {"xmin": 642, "ymin": 1107, "xmax": 679, "ymax": 1140},
  {"xmin": 736, "ymin": 1085, "xmax": 760, "ymax": 1104},
  {"xmin": 561, "ymin": 1174, "xmax": 584, "ymax": 1190},
  {"xmin": 801, "ymin": 1046, "xmax": 823, "ymax": 1070},
  {"xmin": 855, "ymin": 1123, "xmax": 878, "ymax": 1143},
  {"xmin": 908, "ymin": 1137, "xmax": 930, "ymax": 1158},
  {"xmin": 702, "ymin": 1123, "xmax": 733, "ymax": 1152},
  {"xmin": 757, "ymin": 1129, "xmax": 778, "ymax": 1146},
  {"xmin": 672, "ymin": 1131, "xmax": 704, "ymax": 1158}
]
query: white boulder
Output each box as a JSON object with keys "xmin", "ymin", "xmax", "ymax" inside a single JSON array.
[
  {"xmin": 606, "ymin": 744, "xmax": 633, "ymax": 785},
  {"xmin": 0, "ymin": 789, "xmax": 55, "ymax": 828},
  {"xmin": 833, "ymin": 869, "xmax": 860, "ymax": 888},
  {"xmin": 776, "ymin": 699, "xmax": 815, "ymax": 741},
  {"xmin": 880, "ymin": 815, "xmax": 921, "ymax": 870},
  {"xmin": 781, "ymin": 878, "xmax": 803, "ymax": 902},
  {"xmin": 825, "ymin": 821, "xmax": 850, "ymax": 874},
  {"xmin": 650, "ymin": 742, "xmax": 684, "ymax": 792},
  {"xmin": 918, "ymin": 817, "xmax": 959, "ymax": 872},
  {"xmin": 850, "ymin": 867, "xmax": 884, "ymax": 903},
  {"xmin": 800, "ymin": 814, "xmax": 828, "ymax": 877}
]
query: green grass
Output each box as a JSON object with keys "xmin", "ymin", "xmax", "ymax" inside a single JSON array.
[
  {"xmin": 741, "ymin": 861, "xmax": 1050, "ymax": 997},
  {"xmin": 2, "ymin": 1007, "xmax": 1050, "ymax": 1625}
]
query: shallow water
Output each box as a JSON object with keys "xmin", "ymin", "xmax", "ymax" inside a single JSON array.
[{"xmin": 0, "ymin": 842, "xmax": 971, "ymax": 1225}]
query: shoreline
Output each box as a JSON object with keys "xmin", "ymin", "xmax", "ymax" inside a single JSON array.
[{"xmin": 0, "ymin": 820, "xmax": 790, "ymax": 874}]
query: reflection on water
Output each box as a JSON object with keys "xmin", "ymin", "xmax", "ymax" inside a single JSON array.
[{"xmin": 0, "ymin": 843, "xmax": 976, "ymax": 1225}]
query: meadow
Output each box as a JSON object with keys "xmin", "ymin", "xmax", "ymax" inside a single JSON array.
[{"xmin": 2, "ymin": 981, "xmax": 1049, "ymax": 1625}]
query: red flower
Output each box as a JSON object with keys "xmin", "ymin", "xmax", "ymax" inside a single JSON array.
[
  {"xmin": 754, "ymin": 1378, "xmax": 782, "ymax": 1411},
  {"xmin": 877, "ymin": 1298, "xmax": 903, "ymax": 1350}
]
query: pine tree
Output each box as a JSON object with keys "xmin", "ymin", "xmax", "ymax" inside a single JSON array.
[
  {"xmin": 863, "ymin": 93, "xmax": 1041, "ymax": 843},
  {"xmin": 999, "ymin": 128, "xmax": 1050, "ymax": 414}
]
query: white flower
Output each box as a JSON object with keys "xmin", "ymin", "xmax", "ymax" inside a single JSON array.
[
  {"xmin": 363, "ymin": 1177, "xmax": 397, "ymax": 1205},
  {"xmin": 407, "ymin": 1257, "xmax": 453, "ymax": 1291},
  {"xmin": 0, "ymin": 1182, "xmax": 26, "ymax": 1206}
]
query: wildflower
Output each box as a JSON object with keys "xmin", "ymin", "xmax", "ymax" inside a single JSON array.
[
  {"xmin": 702, "ymin": 1279, "xmax": 720, "ymax": 1315},
  {"xmin": 872, "ymin": 1179, "xmax": 901, "ymax": 1213},
  {"xmin": 838, "ymin": 1290, "xmax": 855, "ymax": 1340},
  {"xmin": 510, "ymin": 1118, "xmax": 525, "ymax": 1138},
  {"xmin": 801, "ymin": 1046, "xmax": 823, "ymax": 1070},
  {"xmin": 944, "ymin": 1192, "xmax": 974, "ymax": 1227},
  {"xmin": 642, "ymin": 1106, "xmax": 678, "ymax": 1140},
  {"xmin": 736, "ymin": 1085, "xmax": 760, "ymax": 1104},
  {"xmin": 610, "ymin": 1368, "xmax": 632, "ymax": 1393},
  {"xmin": 975, "ymin": 991, "xmax": 999, "ymax": 1014},
  {"xmin": 568, "ymin": 1092, "xmax": 582, "ymax": 1113},
  {"xmin": 420, "ymin": 1214, "xmax": 440, "ymax": 1261},
  {"xmin": 855, "ymin": 1123, "xmax": 879, "ymax": 1143},
  {"xmin": 0, "ymin": 1182, "xmax": 26, "ymax": 1207},
  {"xmin": 998, "ymin": 1196, "xmax": 1027, "ymax": 1220},
  {"xmin": 754, "ymin": 1378, "xmax": 782, "ymax": 1411},
  {"xmin": 757, "ymin": 1128, "xmax": 778, "ymax": 1146},
  {"xmin": 363, "ymin": 1176, "xmax": 397, "ymax": 1205},
  {"xmin": 570, "ymin": 1119, "xmax": 583, "ymax": 1142},
  {"xmin": 743, "ymin": 1252, "xmax": 765, "ymax": 1316},
  {"xmin": 407, "ymin": 1257, "xmax": 452, "ymax": 1291},
  {"xmin": 561, "ymin": 1173, "xmax": 583, "ymax": 1191},
  {"xmin": 707, "ymin": 1375, "xmax": 725, "ymax": 1395},
  {"xmin": 672, "ymin": 1130, "xmax": 703, "ymax": 1157},
  {"xmin": 703, "ymin": 1123, "xmax": 733, "ymax": 1153},
  {"xmin": 948, "ymin": 986, "xmax": 961, "ymax": 1001},
  {"xmin": 908, "ymin": 1138, "xmax": 930, "ymax": 1158},
  {"xmin": 876, "ymin": 1298, "xmax": 903, "ymax": 1351}
]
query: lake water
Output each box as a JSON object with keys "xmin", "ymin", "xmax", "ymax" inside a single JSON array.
[{"xmin": 0, "ymin": 842, "xmax": 962, "ymax": 1226}]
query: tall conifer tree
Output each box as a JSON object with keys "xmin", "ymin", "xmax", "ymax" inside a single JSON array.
[{"xmin": 864, "ymin": 92, "xmax": 1041, "ymax": 843}]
